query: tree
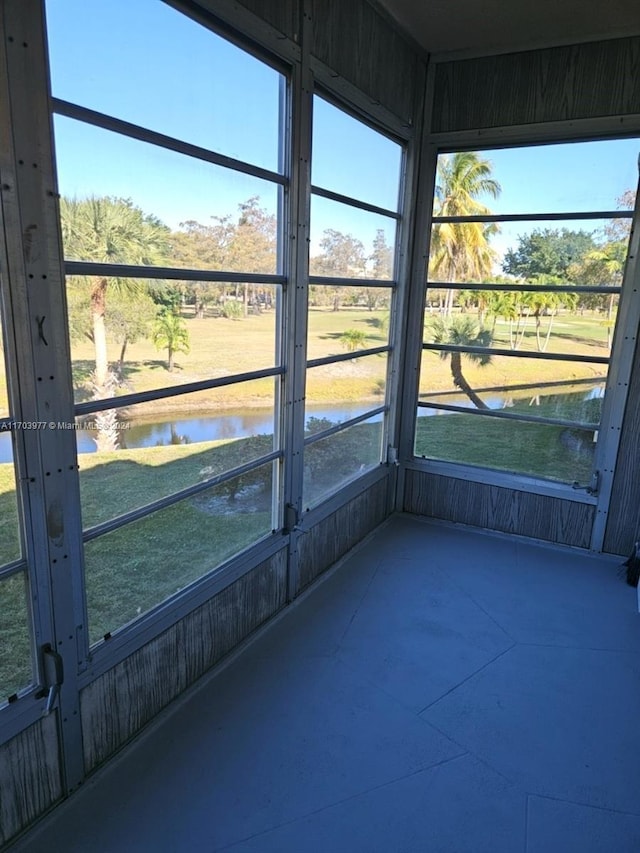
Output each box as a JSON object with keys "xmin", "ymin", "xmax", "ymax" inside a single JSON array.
[
  {"xmin": 60, "ymin": 196, "xmax": 170, "ymax": 393},
  {"xmin": 171, "ymin": 215, "xmax": 236, "ymax": 316},
  {"xmin": 151, "ymin": 309, "xmax": 190, "ymax": 371},
  {"xmin": 365, "ymin": 229, "xmax": 394, "ymax": 310},
  {"xmin": 339, "ymin": 328, "xmax": 368, "ymax": 353},
  {"xmin": 605, "ymin": 189, "xmax": 636, "ymax": 243},
  {"xmin": 486, "ymin": 291, "xmax": 521, "ymax": 348},
  {"xmin": 170, "ymin": 198, "xmax": 277, "ymax": 317},
  {"xmin": 106, "ymin": 290, "xmax": 158, "ymax": 378},
  {"xmin": 520, "ymin": 276, "xmax": 572, "ymax": 352},
  {"xmin": 502, "ymin": 228, "xmax": 595, "ymax": 280},
  {"xmin": 429, "ymin": 152, "xmax": 501, "ymax": 315},
  {"xmin": 311, "ymin": 229, "xmax": 367, "ymax": 311},
  {"xmin": 429, "ymin": 316, "xmax": 492, "ymax": 409},
  {"xmin": 568, "ymin": 240, "xmax": 627, "ymax": 346}
]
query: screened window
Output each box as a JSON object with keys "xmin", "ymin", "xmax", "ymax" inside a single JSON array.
[
  {"xmin": 0, "ymin": 278, "xmax": 34, "ymax": 702},
  {"xmin": 305, "ymin": 95, "xmax": 403, "ymax": 507},
  {"xmin": 415, "ymin": 141, "xmax": 637, "ymax": 485},
  {"xmin": 47, "ymin": 0, "xmax": 287, "ymax": 644}
]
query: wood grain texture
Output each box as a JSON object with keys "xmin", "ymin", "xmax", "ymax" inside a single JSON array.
[
  {"xmin": 604, "ymin": 337, "xmax": 640, "ymax": 556},
  {"xmin": 403, "ymin": 470, "xmax": 594, "ymax": 548},
  {"xmin": 310, "ymin": 0, "xmax": 419, "ymax": 125},
  {"xmin": 432, "ymin": 37, "xmax": 640, "ymax": 132},
  {"xmin": 237, "ymin": 0, "xmax": 299, "ymax": 40},
  {"xmin": 0, "ymin": 713, "xmax": 62, "ymax": 847},
  {"xmin": 80, "ymin": 549, "xmax": 287, "ymax": 773},
  {"xmin": 298, "ymin": 476, "xmax": 390, "ymax": 589}
]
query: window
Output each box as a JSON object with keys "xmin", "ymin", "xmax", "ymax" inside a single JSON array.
[
  {"xmin": 304, "ymin": 94, "xmax": 403, "ymax": 507},
  {"xmin": 0, "ymin": 275, "xmax": 34, "ymax": 702},
  {"xmin": 47, "ymin": 0, "xmax": 287, "ymax": 643},
  {"xmin": 415, "ymin": 141, "xmax": 637, "ymax": 485}
]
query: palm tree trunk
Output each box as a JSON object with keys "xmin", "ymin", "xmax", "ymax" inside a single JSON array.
[
  {"xmin": 168, "ymin": 345, "xmax": 174, "ymax": 372},
  {"xmin": 450, "ymin": 351, "xmax": 489, "ymax": 410},
  {"xmin": 535, "ymin": 312, "xmax": 542, "ymax": 351},
  {"xmin": 542, "ymin": 312, "xmax": 555, "ymax": 352},
  {"xmin": 91, "ymin": 278, "xmax": 109, "ymax": 390},
  {"xmin": 118, "ymin": 337, "xmax": 128, "ymax": 376}
]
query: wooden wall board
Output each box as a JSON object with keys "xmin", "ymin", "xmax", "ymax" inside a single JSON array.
[
  {"xmin": 298, "ymin": 476, "xmax": 390, "ymax": 589},
  {"xmin": 237, "ymin": 0, "xmax": 299, "ymax": 41},
  {"xmin": 604, "ymin": 335, "xmax": 640, "ymax": 556},
  {"xmin": 80, "ymin": 549, "xmax": 287, "ymax": 773},
  {"xmin": 310, "ymin": 0, "xmax": 420, "ymax": 125},
  {"xmin": 403, "ymin": 469, "xmax": 594, "ymax": 548},
  {"xmin": 432, "ymin": 37, "xmax": 640, "ymax": 132},
  {"xmin": 0, "ymin": 714, "xmax": 62, "ymax": 847}
]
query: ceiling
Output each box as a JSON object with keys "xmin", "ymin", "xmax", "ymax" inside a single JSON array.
[{"xmin": 375, "ymin": 0, "xmax": 640, "ymax": 57}]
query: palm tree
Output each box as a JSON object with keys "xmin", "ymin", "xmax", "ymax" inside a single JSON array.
[
  {"xmin": 430, "ymin": 152, "xmax": 501, "ymax": 315},
  {"xmin": 339, "ymin": 328, "xmax": 368, "ymax": 353},
  {"xmin": 429, "ymin": 316, "xmax": 492, "ymax": 409},
  {"xmin": 152, "ymin": 310, "xmax": 190, "ymax": 371},
  {"xmin": 60, "ymin": 196, "xmax": 170, "ymax": 393}
]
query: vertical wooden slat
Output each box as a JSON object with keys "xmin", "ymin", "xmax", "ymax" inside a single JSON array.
[
  {"xmin": 403, "ymin": 470, "xmax": 594, "ymax": 549},
  {"xmin": 236, "ymin": 0, "xmax": 299, "ymax": 41},
  {"xmin": 432, "ymin": 37, "xmax": 640, "ymax": 132},
  {"xmin": 310, "ymin": 0, "xmax": 419, "ymax": 125},
  {"xmin": 80, "ymin": 549, "xmax": 287, "ymax": 773},
  {"xmin": 298, "ymin": 477, "xmax": 390, "ymax": 588},
  {"xmin": 604, "ymin": 334, "xmax": 640, "ymax": 555},
  {"xmin": 0, "ymin": 714, "xmax": 62, "ymax": 847}
]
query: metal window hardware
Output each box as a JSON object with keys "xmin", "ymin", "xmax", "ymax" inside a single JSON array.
[
  {"xmin": 572, "ymin": 470, "xmax": 600, "ymax": 496},
  {"xmin": 41, "ymin": 643, "xmax": 64, "ymax": 715},
  {"xmin": 284, "ymin": 503, "xmax": 300, "ymax": 533}
]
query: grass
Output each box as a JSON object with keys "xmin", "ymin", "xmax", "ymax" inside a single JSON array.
[
  {"xmin": 0, "ymin": 307, "xmax": 612, "ymax": 699},
  {"xmin": 415, "ymin": 414, "xmax": 595, "ymax": 483},
  {"xmin": 0, "ymin": 419, "xmax": 384, "ymax": 696}
]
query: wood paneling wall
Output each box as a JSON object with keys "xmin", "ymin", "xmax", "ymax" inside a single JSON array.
[
  {"xmin": 80, "ymin": 549, "xmax": 287, "ymax": 773},
  {"xmin": 432, "ymin": 37, "xmax": 640, "ymax": 132},
  {"xmin": 604, "ymin": 336, "xmax": 640, "ymax": 556},
  {"xmin": 310, "ymin": 0, "xmax": 420, "ymax": 125},
  {"xmin": 298, "ymin": 475, "xmax": 390, "ymax": 589},
  {"xmin": 236, "ymin": 0, "xmax": 299, "ymax": 41},
  {"xmin": 404, "ymin": 470, "xmax": 594, "ymax": 548},
  {"xmin": 0, "ymin": 714, "xmax": 62, "ymax": 847}
]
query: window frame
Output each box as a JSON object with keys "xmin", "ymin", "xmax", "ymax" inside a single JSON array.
[{"xmin": 410, "ymin": 136, "xmax": 639, "ymax": 505}]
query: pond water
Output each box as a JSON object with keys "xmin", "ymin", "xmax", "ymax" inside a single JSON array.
[{"xmin": 0, "ymin": 381, "xmax": 605, "ymax": 464}]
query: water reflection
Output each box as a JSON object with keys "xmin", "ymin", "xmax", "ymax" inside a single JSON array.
[
  {"xmin": 0, "ymin": 382, "xmax": 606, "ymax": 463},
  {"xmin": 419, "ymin": 380, "xmax": 605, "ymax": 424}
]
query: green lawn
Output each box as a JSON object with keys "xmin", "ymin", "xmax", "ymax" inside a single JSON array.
[
  {"xmin": 0, "ymin": 419, "xmax": 383, "ymax": 698},
  {"xmin": 0, "ymin": 307, "xmax": 612, "ymax": 415},
  {"xmin": 0, "ymin": 307, "xmax": 611, "ymax": 701}
]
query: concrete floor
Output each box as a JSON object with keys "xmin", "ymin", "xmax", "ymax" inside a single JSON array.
[{"xmin": 12, "ymin": 515, "xmax": 640, "ymax": 852}]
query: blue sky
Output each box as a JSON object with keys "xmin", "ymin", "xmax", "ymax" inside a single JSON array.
[{"xmin": 46, "ymin": 0, "xmax": 639, "ymax": 266}]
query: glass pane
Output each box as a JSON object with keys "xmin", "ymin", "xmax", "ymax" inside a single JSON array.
[
  {"xmin": 310, "ymin": 197, "xmax": 396, "ymax": 279},
  {"xmin": 0, "ymin": 573, "xmax": 32, "ymax": 701},
  {"xmin": 46, "ymin": 0, "xmax": 283, "ymax": 171},
  {"xmin": 312, "ymin": 96, "xmax": 402, "ymax": 211},
  {"xmin": 55, "ymin": 118, "xmax": 280, "ymax": 272},
  {"xmin": 303, "ymin": 416, "xmax": 383, "ymax": 508},
  {"xmin": 415, "ymin": 410, "xmax": 597, "ymax": 484},
  {"xmin": 66, "ymin": 276, "xmax": 280, "ymax": 405},
  {"xmin": 76, "ymin": 379, "xmax": 277, "ymax": 528},
  {"xmin": 305, "ymin": 355, "xmax": 388, "ymax": 419},
  {"xmin": 434, "ymin": 141, "xmax": 639, "ymax": 218},
  {"xmin": 423, "ymin": 296, "xmax": 615, "ymax": 357},
  {"xmin": 84, "ymin": 461, "xmax": 275, "ymax": 644},
  {"xmin": 419, "ymin": 350, "xmax": 606, "ymax": 426},
  {"xmin": 307, "ymin": 291, "xmax": 391, "ymax": 359},
  {"xmin": 0, "ymin": 439, "xmax": 22, "ymax": 566}
]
